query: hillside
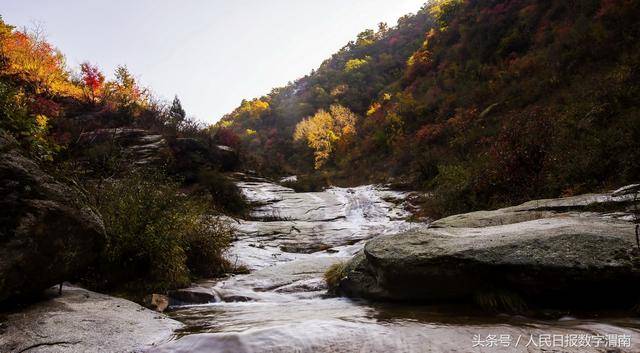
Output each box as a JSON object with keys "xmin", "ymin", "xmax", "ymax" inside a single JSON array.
[
  {"xmin": 219, "ymin": 0, "xmax": 640, "ymax": 216},
  {"xmin": 0, "ymin": 16, "xmax": 245, "ymax": 301},
  {"xmin": 216, "ymin": 4, "xmax": 435, "ymax": 174}
]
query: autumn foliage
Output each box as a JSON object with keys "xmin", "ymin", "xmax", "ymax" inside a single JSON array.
[{"xmin": 222, "ymin": 0, "xmax": 640, "ymax": 215}]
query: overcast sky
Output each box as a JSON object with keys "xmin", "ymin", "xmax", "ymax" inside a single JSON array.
[{"xmin": 2, "ymin": 0, "xmax": 426, "ymax": 124}]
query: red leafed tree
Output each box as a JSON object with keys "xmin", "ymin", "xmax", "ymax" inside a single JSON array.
[
  {"xmin": 215, "ymin": 127, "xmax": 240, "ymax": 149},
  {"xmin": 80, "ymin": 62, "xmax": 104, "ymax": 102}
]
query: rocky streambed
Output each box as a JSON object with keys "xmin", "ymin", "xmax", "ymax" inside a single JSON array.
[
  {"xmin": 2, "ymin": 150, "xmax": 638, "ymax": 353},
  {"xmin": 149, "ymin": 178, "xmax": 640, "ymax": 353}
]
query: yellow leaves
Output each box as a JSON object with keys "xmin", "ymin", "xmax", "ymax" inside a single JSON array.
[
  {"xmin": 245, "ymin": 129, "xmax": 257, "ymax": 136},
  {"xmin": 367, "ymin": 102, "xmax": 381, "ymax": 117},
  {"xmin": 35, "ymin": 114, "xmax": 48, "ymax": 129},
  {"xmin": 239, "ymin": 99, "xmax": 269, "ymax": 119},
  {"xmin": 219, "ymin": 120, "xmax": 233, "ymax": 128},
  {"xmin": 344, "ymin": 57, "xmax": 369, "ymax": 73},
  {"xmin": 428, "ymin": 0, "xmax": 463, "ymax": 30},
  {"xmin": 293, "ymin": 104, "xmax": 358, "ymax": 169},
  {"xmin": 330, "ymin": 84, "xmax": 348, "ymax": 97}
]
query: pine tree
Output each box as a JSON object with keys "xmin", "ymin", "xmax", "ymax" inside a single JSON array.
[{"xmin": 169, "ymin": 95, "xmax": 186, "ymax": 127}]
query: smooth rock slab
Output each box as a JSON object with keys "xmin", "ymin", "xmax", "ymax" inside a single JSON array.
[
  {"xmin": 431, "ymin": 190, "xmax": 636, "ymax": 229},
  {"xmin": 0, "ymin": 285, "xmax": 182, "ymax": 353},
  {"xmin": 339, "ymin": 216, "xmax": 640, "ymax": 306},
  {"xmin": 215, "ymin": 257, "xmax": 347, "ymax": 301}
]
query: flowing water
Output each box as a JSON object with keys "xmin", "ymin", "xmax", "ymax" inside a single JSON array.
[{"xmin": 150, "ymin": 177, "xmax": 640, "ymax": 353}]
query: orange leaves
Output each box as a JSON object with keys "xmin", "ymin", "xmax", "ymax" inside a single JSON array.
[{"xmin": 0, "ymin": 27, "xmax": 70, "ymax": 95}]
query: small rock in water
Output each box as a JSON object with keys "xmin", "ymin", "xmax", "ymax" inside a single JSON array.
[
  {"xmin": 169, "ymin": 287, "xmax": 219, "ymax": 305},
  {"xmin": 144, "ymin": 294, "xmax": 170, "ymax": 312}
]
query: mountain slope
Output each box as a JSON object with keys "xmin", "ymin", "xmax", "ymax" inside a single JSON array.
[
  {"xmin": 218, "ymin": 0, "xmax": 640, "ymax": 216},
  {"xmin": 216, "ymin": 5, "xmax": 434, "ymax": 174}
]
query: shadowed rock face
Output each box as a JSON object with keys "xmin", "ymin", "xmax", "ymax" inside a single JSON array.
[
  {"xmin": 338, "ymin": 189, "xmax": 640, "ymax": 307},
  {"xmin": 77, "ymin": 128, "xmax": 170, "ymax": 167},
  {"xmin": 0, "ymin": 134, "xmax": 105, "ymax": 302}
]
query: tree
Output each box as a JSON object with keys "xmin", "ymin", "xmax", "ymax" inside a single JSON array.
[
  {"xmin": 0, "ymin": 22, "xmax": 73, "ymax": 95},
  {"xmin": 168, "ymin": 95, "xmax": 186, "ymax": 128},
  {"xmin": 80, "ymin": 62, "xmax": 104, "ymax": 103},
  {"xmin": 293, "ymin": 104, "xmax": 357, "ymax": 169},
  {"xmin": 103, "ymin": 65, "xmax": 146, "ymax": 112}
]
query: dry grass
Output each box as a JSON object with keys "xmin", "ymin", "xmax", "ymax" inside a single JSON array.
[{"xmin": 324, "ymin": 262, "xmax": 347, "ymax": 293}]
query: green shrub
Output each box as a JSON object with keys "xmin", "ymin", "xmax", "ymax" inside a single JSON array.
[
  {"xmin": 183, "ymin": 215, "xmax": 233, "ymax": 278},
  {"xmin": 0, "ymin": 81, "xmax": 57, "ymax": 160},
  {"xmin": 197, "ymin": 169, "xmax": 247, "ymax": 215},
  {"xmin": 424, "ymin": 163, "xmax": 476, "ymax": 218},
  {"xmin": 91, "ymin": 170, "xmax": 232, "ymax": 293}
]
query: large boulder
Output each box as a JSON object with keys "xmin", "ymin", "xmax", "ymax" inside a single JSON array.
[
  {"xmin": 337, "ymin": 189, "xmax": 640, "ymax": 308},
  {"xmin": 0, "ymin": 133, "xmax": 105, "ymax": 302},
  {"xmin": 0, "ymin": 285, "xmax": 182, "ymax": 353}
]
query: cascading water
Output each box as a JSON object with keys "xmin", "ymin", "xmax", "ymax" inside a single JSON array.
[{"xmin": 150, "ymin": 177, "xmax": 640, "ymax": 353}]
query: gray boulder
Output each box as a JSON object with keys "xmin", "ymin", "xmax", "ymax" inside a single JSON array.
[
  {"xmin": 0, "ymin": 134, "xmax": 105, "ymax": 302},
  {"xmin": 338, "ymin": 189, "xmax": 640, "ymax": 308},
  {"xmin": 168, "ymin": 286, "xmax": 219, "ymax": 305}
]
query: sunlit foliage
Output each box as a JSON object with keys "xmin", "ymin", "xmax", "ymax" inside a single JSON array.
[
  {"xmin": 80, "ymin": 62, "xmax": 105, "ymax": 102},
  {"xmin": 217, "ymin": 5, "xmax": 434, "ymax": 175},
  {"xmin": 223, "ymin": 0, "xmax": 640, "ymax": 217},
  {"xmin": 294, "ymin": 104, "xmax": 357, "ymax": 169}
]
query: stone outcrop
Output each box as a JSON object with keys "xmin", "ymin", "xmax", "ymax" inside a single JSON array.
[
  {"xmin": 78, "ymin": 128, "xmax": 169, "ymax": 166},
  {"xmin": 169, "ymin": 138, "xmax": 239, "ymax": 182},
  {"xmin": 337, "ymin": 187, "xmax": 640, "ymax": 308},
  {"xmin": 0, "ymin": 285, "xmax": 182, "ymax": 353},
  {"xmin": 0, "ymin": 133, "xmax": 105, "ymax": 302}
]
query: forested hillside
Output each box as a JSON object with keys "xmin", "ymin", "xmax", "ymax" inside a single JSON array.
[
  {"xmin": 219, "ymin": 0, "xmax": 640, "ymax": 216},
  {"xmin": 0, "ymin": 16, "xmax": 244, "ymax": 300},
  {"xmin": 216, "ymin": 5, "xmax": 435, "ymax": 174}
]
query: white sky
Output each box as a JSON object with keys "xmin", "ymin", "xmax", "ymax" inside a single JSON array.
[{"xmin": 2, "ymin": 0, "xmax": 426, "ymax": 123}]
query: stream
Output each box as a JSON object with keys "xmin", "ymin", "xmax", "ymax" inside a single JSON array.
[{"xmin": 150, "ymin": 177, "xmax": 640, "ymax": 352}]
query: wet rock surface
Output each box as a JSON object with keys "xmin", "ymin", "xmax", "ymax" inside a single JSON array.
[
  {"xmin": 340, "ymin": 217, "xmax": 640, "ymax": 304},
  {"xmin": 151, "ymin": 179, "xmax": 640, "ymax": 353},
  {"xmin": 168, "ymin": 286, "xmax": 219, "ymax": 305},
  {"xmin": 340, "ymin": 187, "xmax": 640, "ymax": 305},
  {"xmin": 0, "ymin": 285, "xmax": 182, "ymax": 353},
  {"xmin": 151, "ymin": 319, "xmax": 640, "ymax": 353}
]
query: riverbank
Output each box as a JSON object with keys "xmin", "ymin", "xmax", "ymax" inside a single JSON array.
[{"xmin": 0, "ymin": 285, "xmax": 181, "ymax": 353}]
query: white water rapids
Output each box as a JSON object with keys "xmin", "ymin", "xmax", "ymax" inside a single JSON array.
[{"xmin": 150, "ymin": 177, "xmax": 640, "ymax": 353}]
